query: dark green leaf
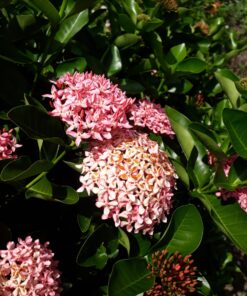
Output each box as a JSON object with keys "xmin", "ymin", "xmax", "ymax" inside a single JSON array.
[
  {"xmin": 141, "ymin": 17, "xmax": 163, "ymax": 32},
  {"xmin": 56, "ymin": 57, "xmax": 87, "ymax": 76},
  {"xmin": 114, "ymin": 33, "xmax": 141, "ymax": 49},
  {"xmin": 1, "ymin": 157, "xmax": 53, "ymax": 182},
  {"xmin": 171, "ymin": 160, "xmax": 190, "ymax": 188},
  {"xmin": 106, "ymin": 45, "xmax": 122, "ymax": 77},
  {"xmin": 189, "ymin": 123, "xmax": 225, "ymax": 160},
  {"xmin": 22, "ymin": 0, "xmax": 60, "ymax": 24},
  {"xmin": 223, "ymin": 109, "xmax": 247, "ymax": 158},
  {"xmin": 108, "ymin": 258, "xmax": 154, "ymax": 296},
  {"xmin": 150, "ymin": 205, "xmax": 203, "ymax": 255},
  {"xmin": 166, "ymin": 43, "xmax": 187, "ymax": 65},
  {"xmin": 119, "ymin": 79, "xmax": 144, "ymax": 94},
  {"xmin": 176, "ymin": 58, "xmax": 206, "ymax": 73},
  {"xmin": 118, "ymin": 14, "xmax": 135, "ymax": 33},
  {"xmin": 193, "ymin": 192, "xmax": 247, "ymax": 253},
  {"xmin": 215, "ymin": 70, "xmax": 240, "ymax": 107},
  {"xmin": 55, "ymin": 10, "xmax": 89, "ymax": 44},
  {"xmin": 77, "ymin": 214, "xmax": 91, "ymax": 233},
  {"xmin": 25, "ymin": 176, "xmax": 79, "ymax": 204},
  {"xmin": 8, "ymin": 105, "xmax": 66, "ymax": 144},
  {"xmin": 77, "ymin": 224, "xmax": 117, "ymax": 266},
  {"xmin": 118, "ymin": 228, "xmax": 130, "ymax": 255}
]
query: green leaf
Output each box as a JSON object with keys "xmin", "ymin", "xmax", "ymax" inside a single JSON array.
[
  {"xmin": 215, "ymin": 70, "xmax": 240, "ymax": 107},
  {"xmin": 166, "ymin": 107, "xmax": 210, "ymax": 187},
  {"xmin": 108, "ymin": 258, "xmax": 154, "ymax": 296},
  {"xmin": 56, "ymin": 57, "xmax": 87, "ymax": 76},
  {"xmin": 150, "ymin": 205, "xmax": 203, "ymax": 255},
  {"xmin": 114, "ymin": 33, "xmax": 141, "ymax": 49},
  {"xmin": 171, "ymin": 160, "xmax": 190, "ymax": 188},
  {"xmin": 166, "ymin": 43, "xmax": 187, "ymax": 65},
  {"xmin": 55, "ymin": 10, "xmax": 89, "ymax": 44},
  {"xmin": 118, "ymin": 14, "xmax": 135, "ymax": 33},
  {"xmin": 1, "ymin": 157, "xmax": 53, "ymax": 182},
  {"xmin": 8, "ymin": 105, "xmax": 66, "ymax": 144},
  {"xmin": 223, "ymin": 109, "xmax": 247, "ymax": 158},
  {"xmin": 189, "ymin": 123, "xmax": 225, "ymax": 160},
  {"xmin": 106, "ymin": 45, "xmax": 122, "ymax": 77},
  {"xmin": 77, "ymin": 214, "xmax": 91, "ymax": 233},
  {"xmin": 77, "ymin": 224, "xmax": 117, "ymax": 266},
  {"xmin": 81, "ymin": 243, "xmax": 108, "ymax": 270},
  {"xmin": 22, "ymin": 0, "xmax": 60, "ymax": 25},
  {"xmin": 141, "ymin": 17, "xmax": 164, "ymax": 32},
  {"xmin": 16, "ymin": 14, "xmax": 36, "ymax": 31},
  {"xmin": 118, "ymin": 228, "xmax": 130, "ymax": 255},
  {"xmin": 193, "ymin": 192, "xmax": 247, "ymax": 253},
  {"xmin": 176, "ymin": 58, "xmax": 206, "ymax": 73},
  {"xmin": 119, "ymin": 79, "xmax": 144, "ymax": 94},
  {"xmin": 25, "ymin": 176, "xmax": 79, "ymax": 204}
]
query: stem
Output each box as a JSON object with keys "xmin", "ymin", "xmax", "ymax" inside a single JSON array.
[
  {"xmin": 25, "ymin": 150, "xmax": 66, "ymax": 189},
  {"xmin": 59, "ymin": 0, "xmax": 68, "ymax": 17}
]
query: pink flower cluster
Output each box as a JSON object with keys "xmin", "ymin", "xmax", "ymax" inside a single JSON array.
[
  {"xmin": 46, "ymin": 72, "xmax": 174, "ymax": 145},
  {"xmin": 0, "ymin": 236, "xmax": 62, "ymax": 296},
  {"xmin": 45, "ymin": 72, "xmax": 134, "ymax": 145},
  {"xmin": 47, "ymin": 71, "xmax": 176, "ymax": 234},
  {"xmin": 129, "ymin": 100, "xmax": 174, "ymax": 137},
  {"xmin": 215, "ymin": 154, "xmax": 247, "ymax": 212},
  {"xmin": 78, "ymin": 131, "xmax": 176, "ymax": 235},
  {"xmin": 0, "ymin": 129, "xmax": 21, "ymax": 160}
]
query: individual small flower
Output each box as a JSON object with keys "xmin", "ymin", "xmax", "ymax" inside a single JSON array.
[
  {"xmin": 0, "ymin": 128, "xmax": 21, "ymax": 161},
  {"xmin": 158, "ymin": 0, "xmax": 178, "ymax": 11},
  {"xmin": 216, "ymin": 187, "xmax": 247, "ymax": 213},
  {"xmin": 222, "ymin": 154, "xmax": 238, "ymax": 177},
  {"xmin": 78, "ymin": 131, "xmax": 177, "ymax": 235},
  {"xmin": 0, "ymin": 236, "xmax": 62, "ymax": 296},
  {"xmin": 146, "ymin": 250, "xmax": 198, "ymax": 296},
  {"xmin": 129, "ymin": 100, "xmax": 174, "ymax": 138},
  {"xmin": 45, "ymin": 72, "xmax": 134, "ymax": 145}
]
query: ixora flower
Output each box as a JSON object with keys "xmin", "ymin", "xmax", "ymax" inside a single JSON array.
[
  {"xmin": 146, "ymin": 250, "xmax": 198, "ymax": 296},
  {"xmin": 0, "ymin": 128, "xmax": 21, "ymax": 161},
  {"xmin": 0, "ymin": 236, "xmax": 62, "ymax": 296},
  {"xmin": 44, "ymin": 71, "xmax": 134, "ymax": 145},
  {"xmin": 129, "ymin": 100, "xmax": 174, "ymax": 137},
  {"xmin": 216, "ymin": 188, "xmax": 247, "ymax": 213},
  {"xmin": 78, "ymin": 130, "xmax": 177, "ymax": 235}
]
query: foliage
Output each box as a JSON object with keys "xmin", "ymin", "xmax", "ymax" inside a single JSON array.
[{"xmin": 0, "ymin": 0, "xmax": 247, "ymax": 295}]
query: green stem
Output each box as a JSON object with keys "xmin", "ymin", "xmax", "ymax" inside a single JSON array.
[
  {"xmin": 25, "ymin": 150, "xmax": 66, "ymax": 189},
  {"xmin": 59, "ymin": 0, "xmax": 68, "ymax": 17}
]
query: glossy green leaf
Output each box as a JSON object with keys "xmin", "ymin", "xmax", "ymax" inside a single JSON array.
[
  {"xmin": 189, "ymin": 123, "xmax": 225, "ymax": 160},
  {"xmin": 197, "ymin": 276, "xmax": 212, "ymax": 295},
  {"xmin": 171, "ymin": 160, "xmax": 190, "ymax": 188},
  {"xmin": 8, "ymin": 105, "xmax": 66, "ymax": 144},
  {"xmin": 77, "ymin": 214, "xmax": 91, "ymax": 233},
  {"xmin": 119, "ymin": 79, "xmax": 144, "ymax": 94},
  {"xmin": 77, "ymin": 224, "xmax": 117, "ymax": 266},
  {"xmin": 22, "ymin": 0, "xmax": 60, "ymax": 24},
  {"xmin": 166, "ymin": 43, "xmax": 187, "ymax": 65},
  {"xmin": 55, "ymin": 10, "xmax": 89, "ymax": 44},
  {"xmin": 56, "ymin": 57, "xmax": 87, "ymax": 76},
  {"xmin": 215, "ymin": 70, "xmax": 240, "ymax": 107},
  {"xmin": 193, "ymin": 192, "xmax": 247, "ymax": 253},
  {"xmin": 114, "ymin": 33, "xmax": 141, "ymax": 49},
  {"xmin": 121, "ymin": 0, "xmax": 139, "ymax": 23},
  {"xmin": 106, "ymin": 45, "xmax": 122, "ymax": 77},
  {"xmin": 150, "ymin": 205, "xmax": 203, "ymax": 255},
  {"xmin": 1, "ymin": 156, "xmax": 53, "ymax": 182},
  {"xmin": 141, "ymin": 17, "xmax": 163, "ymax": 32},
  {"xmin": 223, "ymin": 109, "xmax": 247, "ymax": 158},
  {"xmin": 118, "ymin": 14, "xmax": 135, "ymax": 33},
  {"xmin": 166, "ymin": 106, "xmax": 210, "ymax": 187},
  {"xmin": 175, "ymin": 58, "xmax": 206, "ymax": 73},
  {"xmin": 25, "ymin": 176, "xmax": 79, "ymax": 204},
  {"xmin": 108, "ymin": 258, "xmax": 154, "ymax": 296},
  {"xmin": 118, "ymin": 228, "xmax": 130, "ymax": 255},
  {"xmin": 16, "ymin": 14, "xmax": 36, "ymax": 31},
  {"xmin": 81, "ymin": 243, "xmax": 108, "ymax": 270}
]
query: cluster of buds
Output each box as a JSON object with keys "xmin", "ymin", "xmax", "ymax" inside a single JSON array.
[
  {"xmin": 146, "ymin": 250, "xmax": 198, "ymax": 295},
  {"xmin": 47, "ymin": 72, "xmax": 176, "ymax": 234},
  {"xmin": 0, "ymin": 128, "xmax": 21, "ymax": 161},
  {"xmin": 0, "ymin": 236, "xmax": 62, "ymax": 296}
]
